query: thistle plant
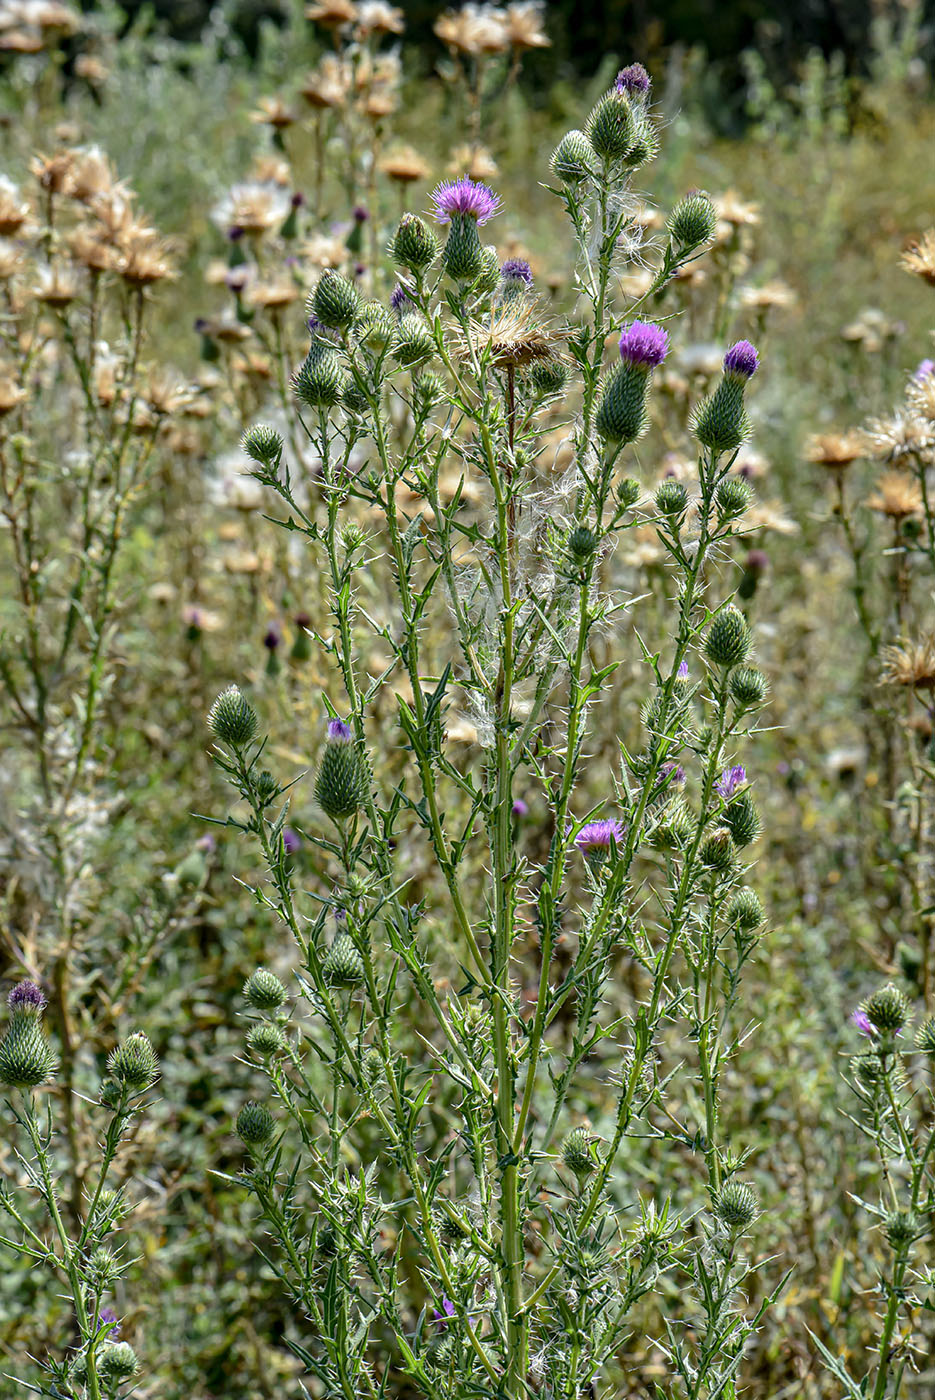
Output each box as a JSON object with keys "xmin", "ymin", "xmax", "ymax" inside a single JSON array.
[{"xmin": 206, "ymin": 65, "xmax": 785, "ymax": 1399}]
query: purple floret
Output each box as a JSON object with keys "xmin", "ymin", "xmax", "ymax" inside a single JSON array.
[
  {"xmin": 851, "ymin": 1008, "xmax": 874, "ymax": 1038},
  {"xmin": 283, "ymin": 826, "xmax": 301, "ymax": 855},
  {"xmin": 8, "ymin": 980, "xmax": 46, "ymax": 1014},
  {"xmin": 723, "ymin": 340, "xmax": 759, "ymax": 380},
  {"xmin": 575, "ymin": 818, "xmax": 624, "ymax": 853},
  {"xmin": 615, "ymin": 63, "xmax": 651, "ymax": 96},
  {"xmin": 715, "ymin": 765, "xmax": 746, "ymax": 799},
  {"xmin": 500, "ymin": 258, "xmax": 533, "ymax": 286},
  {"xmin": 915, "ymin": 358, "xmax": 935, "ymax": 381},
  {"xmin": 618, "ymin": 320, "xmax": 669, "ymax": 370},
  {"xmin": 429, "ymin": 177, "xmax": 502, "ymax": 226},
  {"xmin": 677, "ymin": 661, "xmax": 689, "ymax": 679},
  {"xmin": 327, "ymin": 718, "xmax": 353, "ymax": 742},
  {"xmin": 390, "ymin": 284, "xmax": 412, "ymax": 313},
  {"xmin": 99, "ymin": 1308, "xmax": 121, "ymax": 1340},
  {"xmin": 512, "ymin": 798, "xmax": 529, "ymax": 817}
]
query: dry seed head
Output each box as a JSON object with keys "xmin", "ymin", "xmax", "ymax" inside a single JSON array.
[
  {"xmin": 865, "ymin": 472, "xmax": 923, "ymax": 519},
  {"xmin": 464, "ymin": 303, "xmax": 560, "ymax": 368},
  {"xmin": 880, "ymin": 636, "xmax": 935, "ymax": 691},
  {"xmin": 900, "ymin": 229, "xmax": 935, "ymax": 286},
  {"xmin": 805, "ymin": 430, "xmax": 866, "ymax": 470}
]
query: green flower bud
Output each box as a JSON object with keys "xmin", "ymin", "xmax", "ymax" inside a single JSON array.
[
  {"xmin": 716, "ymin": 477, "xmax": 750, "ymax": 519},
  {"xmin": 393, "ymin": 313, "xmax": 435, "ymax": 369},
  {"xmin": 241, "ymin": 423, "xmax": 283, "ymax": 468},
  {"xmin": 87, "ymin": 1246, "xmax": 119, "ymax": 1287},
  {"xmin": 527, "ymin": 357, "xmax": 569, "ymax": 396},
  {"xmin": 699, "ymin": 827, "xmax": 735, "ymax": 871},
  {"xmin": 342, "ymin": 380, "xmax": 370, "ymax": 416},
  {"xmin": 851, "ymin": 1050, "xmax": 883, "ymax": 1085},
  {"xmin": 655, "ymin": 479, "xmax": 688, "ymax": 516},
  {"xmin": 311, "ymin": 270, "xmax": 361, "ymax": 329},
  {"xmin": 649, "ymin": 798, "xmax": 693, "ymax": 850},
  {"xmin": 915, "ymin": 1016, "xmax": 935, "ymax": 1055},
  {"xmin": 207, "ymin": 685, "xmax": 258, "ymax": 748},
  {"xmin": 442, "ymin": 212, "xmax": 484, "ymax": 282},
  {"xmin": 561, "ymin": 1127, "xmax": 596, "ymax": 1177},
  {"xmin": 322, "ymin": 933, "xmax": 365, "ymax": 988},
  {"xmin": 315, "ymin": 722, "xmax": 368, "ymax": 821},
  {"xmin": 861, "ymin": 983, "xmax": 908, "ymax": 1034},
  {"xmin": 730, "ymin": 666, "xmax": 767, "ymax": 706},
  {"xmin": 438, "ymin": 1211, "xmax": 470, "ymax": 1246},
  {"xmin": 723, "ymin": 791, "xmax": 761, "ymax": 847},
  {"xmin": 390, "ymin": 214, "xmax": 438, "ymax": 273},
  {"xmin": 237, "ymin": 1100, "xmax": 275, "ymax": 1146},
  {"xmin": 107, "ymin": 1032, "xmax": 157, "ymax": 1091},
  {"xmin": 595, "ymin": 363, "xmax": 650, "ymax": 443},
  {"xmin": 586, "ymin": 90, "xmax": 636, "ymax": 162},
  {"xmin": 617, "ymin": 477, "xmax": 641, "ymax": 509},
  {"xmin": 692, "ymin": 378, "xmax": 750, "ymax": 455},
  {"xmin": 704, "ymin": 606, "xmax": 751, "ymax": 669},
  {"xmin": 355, "ymin": 299, "xmax": 394, "ymax": 352},
  {"xmin": 248, "ymin": 1021, "xmax": 285, "ymax": 1057},
  {"xmin": 293, "ymin": 342, "xmax": 345, "ymax": 410},
  {"xmin": 550, "ymin": 128, "xmax": 592, "ymax": 184},
  {"xmin": 884, "ymin": 1209, "xmax": 920, "ymax": 1250},
  {"xmin": 474, "ymin": 244, "xmax": 501, "ymax": 296},
  {"xmin": 243, "ymin": 968, "xmax": 287, "ymax": 1011},
  {"xmin": 715, "ymin": 1181, "xmax": 758, "ymax": 1231},
  {"xmin": 413, "ymin": 369, "xmax": 444, "ymax": 415},
  {"xmin": 0, "ymin": 1016, "xmax": 57, "ymax": 1088},
  {"xmin": 567, "ymin": 526, "xmax": 599, "ymax": 567},
  {"xmin": 727, "ymin": 887, "xmax": 763, "ymax": 930},
  {"xmin": 667, "ymin": 192, "xmax": 717, "ymax": 250},
  {"xmin": 97, "ymin": 1342, "xmax": 139, "ymax": 1383},
  {"xmin": 254, "ymin": 769, "xmax": 278, "ymax": 808},
  {"xmin": 625, "ymin": 109, "xmax": 659, "ymax": 167}
]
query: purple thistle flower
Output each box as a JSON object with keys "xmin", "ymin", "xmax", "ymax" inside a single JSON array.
[
  {"xmin": 660, "ymin": 761, "xmax": 686, "ymax": 786},
  {"xmin": 432, "ymin": 1297, "xmax": 456, "ymax": 1327},
  {"xmin": 715, "ymin": 765, "xmax": 746, "ymax": 799},
  {"xmin": 500, "ymin": 258, "xmax": 533, "ymax": 286},
  {"xmin": 390, "ymin": 283, "xmax": 412, "ymax": 314},
  {"xmin": 429, "ymin": 177, "xmax": 502, "ymax": 226},
  {"xmin": 618, "ymin": 320, "xmax": 669, "ymax": 370},
  {"xmin": 291, "ymin": 191, "xmax": 305, "ymax": 209},
  {"xmin": 615, "ymin": 63, "xmax": 651, "ymax": 96},
  {"xmin": 8, "ymin": 980, "xmax": 46, "ymax": 1015},
  {"xmin": 677, "ymin": 661, "xmax": 689, "ymax": 679},
  {"xmin": 327, "ymin": 718, "xmax": 353, "ymax": 742},
  {"xmin": 99, "ymin": 1307, "xmax": 121, "ymax": 1340},
  {"xmin": 575, "ymin": 818, "xmax": 624, "ymax": 854},
  {"xmin": 915, "ymin": 358, "xmax": 935, "ymax": 381},
  {"xmin": 723, "ymin": 340, "xmax": 759, "ymax": 380},
  {"xmin": 851, "ymin": 1008, "xmax": 874, "ymax": 1038},
  {"xmin": 512, "ymin": 798, "xmax": 529, "ymax": 818},
  {"xmin": 353, "ymin": 205, "xmax": 369, "ymax": 223},
  {"xmin": 263, "ymin": 623, "xmax": 281, "ymax": 652},
  {"xmin": 283, "ymin": 826, "xmax": 301, "ymax": 855}
]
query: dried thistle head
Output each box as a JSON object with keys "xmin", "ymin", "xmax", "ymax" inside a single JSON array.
[
  {"xmin": 881, "ymin": 636, "xmax": 935, "ymax": 691},
  {"xmin": 435, "ymin": 4, "xmax": 509, "ymax": 55},
  {"xmin": 447, "ymin": 144, "xmax": 499, "ymax": 182},
  {"xmin": 379, "ymin": 146, "xmax": 431, "ymax": 185},
  {"xmin": 900, "ymin": 229, "xmax": 935, "ymax": 287},
  {"xmin": 117, "ymin": 229, "xmax": 177, "ymax": 287},
  {"xmin": 805, "ymin": 431, "xmax": 867, "ymax": 471},
  {"xmin": 713, "ymin": 189, "xmax": 761, "ymax": 229},
  {"xmin": 250, "ymin": 96, "xmax": 296, "ymax": 130},
  {"xmin": 300, "ymin": 56, "xmax": 352, "ymax": 108},
  {"xmin": 504, "ymin": 1, "xmax": 549, "ymax": 50},
  {"xmin": 907, "ymin": 368, "xmax": 935, "ymax": 424},
  {"xmin": 305, "ymin": 0, "xmax": 358, "ymax": 27},
  {"xmin": 465, "ymin": 303, "xmax": 561, "ymax": 369},
  {"xmin": 863, "ymin": 410, "xmax": 933, "ymax": 461},
  {"xmin": 739, "ymin": 280, "xmax": 796, "ymax": 311},
  {"xmin": 355, "ymin": 1, "xmax": 404, "ymax": 37},
  {"xmin": 0, "ymin": 176, "xmax": 30, "ymax": 235},
  {"xmin": 866, "ymin": 471, "xmax": 923, "ymax": 519}
]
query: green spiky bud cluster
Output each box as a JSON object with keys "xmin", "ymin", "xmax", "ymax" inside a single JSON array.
[
  {"xmin": 87, "ymin": 1246, "xmax": 119, "ymax": 1287},
  {"xmin": 699, "ymin": 827, "xmax": 735, "ymax": 871},
  {"xmin": 107, "ymin": 1032, "xmax": 157, "ymax": 1091},
  {"xmin": 438, "ymin": 1211, "xmax": 470, "ymax": 1246},
  {"xmin": 692, "ymin": 377, "xmax": 750, "ymax": 455},
  {"xmin": 390, "ymin": 214, "xmax": 438, "ymax": 272},
  {"xmin": 850, "ymin": 1050, "xmax": 883, "ymax": 1085},
  {"xmin": 207, "ymin": 685, "xmax": 258, "ymax": 748},
  {"xmin": 595, "ymin": 363, "xmax": 651, "ymax": 443},
  {"xmin": 315, "ymin": 724, "xmax": 368, "ymax": 821},
  {"xmin": 293, "ymin": 341, "xmax": 345, "ymax": 409},
  {"xmin": 342, "ymin": 380, "xmax": 370, "ymax": 416},
  {"xmin": 724, "ymin": 791, "xmax": 761, "ymax": 847},
  {"xmin": 884, "ymin": 1209, "xmax": 920, "ymax": 1249},
  {"xmin": 97, "ymin": 1343, "xmax": 139, "ymax": 1383},
  {"xmin": 567, "ymin": 526, "xmax": 599, "ymax": 567},
  {"xmin": 550, "ymin": 128, "xmax": 591, "ymax": 184},
  {"xmin": 0, "ymin": 1015, "xmax": 57, "ymax": 1088},
  {"xmin": 355, "ymin": 299, "xmax": 394, "ymax": 352},
  {"xmin": 361, "ymin": 1046, "xmax": 382, "ymax": 1084},
  {"xmin": 727, "ymin": 887, "xmax": 763, "ymax": 930},
  {"xmin": 237, "ymin": 1100, "xmax": 275, "ymax": 1146},
  {"xmin": 716, "ymin": 477, "xmax": 750, "ymax": 519},
  {"xmin": 475, "ymin": 245, "xmax": 501, "ymax": 296},
  {"xmin": 915, "ymin": 1016, "xmax": 935, "ymax": 1055},
  {"xmin": 649, "ymin": 799, "xmax": 693, "ymax": 850},
  {"xmin": 527, "ymin": 358, "xmax": 568, "ymax": 396},
  {"xmin": 705, "ymin": 606, "xmax": 751, "ymax": 669},
  {"xmin": 625, "ymin": 109, "xmax": 659, "ymax": 167},
  {"xmin": 413, "ymin": 369, "xmax": 444, "ymax": 415},
  {"xmin": 254, "ymin": 769, "xmax": 278, "ymax": 808},
  {"xmin": 861, "ymin": 983, "xmax": 908, "ymax": 1033},
  {"xmin": 617, "ymin": 477, "xmax": 641, "ymax": 509},
  {"xmin": 248, "ymin": 1021, "xmax": 285, "ymax": 1057},
  {"xmin": 667, "ymin": 192, "xmax": 717, "ymax": 250},
  {"xmin": 243, "ymin": 968, "xmax": 287, "ymax": 1011},
  {"xmin": 311, "ymin": 270, "xmax": 361, "ymax": 329},
  {"xmin": 586, "ymin": 90, "xmax": 636, "ymax": 162},
  {"xmin": 442, "ymin": 212, "xmax": 484, "ymax": 282},
  {"xmin": 716, "ymin": 1181, "xmax": 758, "ymax": 1231},
  {"xmin": 393, "ymin": 313, "xmax": 435, "ymax": 369},
  {"xmin": 730, "ymin": 666, "xmax": 767, "ymax": 706},
  {"xmin": 241, "ymin": 423, "xmax": 283, "ymax": 468},
  {"xmin": 655, "ymin": 479, "xmax": 688, "ymax": 516},
  {"xmin": 561, "ymin": 1126, "xmax": 596, "ymax": 1177},
  {"xmin": 322, "ymin": 933, "xmax": 365, "ymax": 988}
]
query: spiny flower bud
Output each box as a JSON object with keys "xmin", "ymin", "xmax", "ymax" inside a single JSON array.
[
  {"xmin": 241, "ymin": 423, "xmax": 283, "ymax": 468},
  {"xmin": 311, "ymin": 270, "xmax": 361, "ymax": 329},
  {"xmin": 730, "ymin": 666, "xmax": 767, "ymax": 706},
  {"xmin": 551, "ymin": 128, "xmax": 591, "ymax": 184},
  {"xmin": 248, "ymin": 1021, "xmax": 285, "ymax": 1057},
  {"xmin": 97, "ymin": 1343, "xmax": 139, "ymax": 1383},
  {"xmin": 667, "ymin": 192, "xmax": 717, "ymax": 250},
  {"xmin": 8, "ymin": 981, "xmax": 46, "ymax": 1015},
  {"xmin": 716, "ymin": 477, "xmax": 750, "ymax": 519},
  {"xmin": 438, "ymin": 1212, "xmax": 470, "ymax": 1247},
  {"xmin": 254, "ymin": 769, "xmax": 278, "ymax": 808},
  {"xmin": 692, "ymin": 343, "xmax": 759, "ymax": 456},
  {"xmin": 851, "ymin": 1049, "xmax": 883, "ymax": 1085},
  {"xmin": 595, "ymin": 364, "xmax": 649, "ymax": 443},
  {"xmin": 567, "ymin": 526, "xmax": 599, "ymax": 566},
  {"xmin": 322, "ymin": 932, "xmax": 365, "ymax": 988},
  {"xmin": 649, "ymin": 798, "xmax": 693, "ymax": 850},
  {"xmin": 655, "ymin": 479, "xmax": 688, "ymax": 516},
  {"xmin": 617, "ymin": 478, "xmax": 641, "ymax": 509},
  {"xmin": 884, "ymin": 1209, "xmax": 920, "ymax": 1249},
  {"xmin": 699, "ymin": 827, "xmax": 735, "ymax": 871},
  {"xmin": 915, "ymin": 1016, "xmax": 935, "ymax": 1055},
  {"xmin": 474, "ymin": 244, "xmax": 501, "ymax": 296},
  {"xmin": 561, "ymin": 1127, "xmax": 596, "ymax": 1176},
  {"xmin": 527, "ymin": 358, "xmax": 568, "ymax": 396},
  {"xmin": 87, "ymin": 1246, "xmax": 119, "ymax": 1287},
  {"xmin": 315, "ymin": 719, "xmax": 368, "ymax": 821},
  {"xmin": 727, "ymin": 887, "xmax": 763, "ymax": 930},
  {"xmin": 625, "ymin": 110, "xmax": 659, "ymax": 168},
  {"xmin": 355, "ymin": 299, "xmax": 394, "ymax": 352},
  {"xmin": 107, "ymin": 1032, "xmax": 157, "ymax": 1091},
  {"xmin": 243, "ymin": 968, "xmax": 287, "ymax": 1011},
  {"xmin": 586, "ymin": 90, "xmax": 636, "ymax": 162},
  {"xmin": 393, "ymin": 313, "xmax": 435, "ymax": 369},
  {"xmin": 207, "ymin": 685, "xmax": 258, "ymax": 748},
  {"xmin": 715, "ymin": 1181, "xmax": 758, "ymax": 1231},
  {"xmin": 442, "ymin": 213, "xmax": 484, "ymax": 282},
  {"xmin": 704, "ymin": 606, "xmax": 751, "ymax": 669},
  {"xmin": 860, "ymin": 983, "xmax": 908, "ymax": 1034},
  {"xmin": 237, "ymin": 1100, "xmax": 275, "ymax": 1146},
  {"xmin": 498, "ymin": 258, "xmax": 533, "ymax": 303},
  {"xmin": 390, "ymin": 214, "xmax": 438, "ymax": 272},
  {"xmin": 724, "ymin": 792, "xmax": 761, "ymax": 847},
  {"xmin": 293, "ymin": 342, "xmax": 345, "ymax": 409},
  {"xmin": 0, "ymin": 1016, "xmax": 57, "ymax": 1087},
  {"xmin": 342, "ymin": 380, "xmax": 370, "ymax": 416},
  {"xmin": 413, "ymin": 369, "xmax": 444, "ymax": 415}
]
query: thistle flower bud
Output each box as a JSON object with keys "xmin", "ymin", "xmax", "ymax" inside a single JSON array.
[
  {"xmin": 704, "ymin": 606, "xmax": 751, "ymax": 669},
  {"xmin": 207, "ymin": 685, "xmax": 258, "ymax": 748},
  {"xmin": 254, "ymin": 769, "xmax": 278, "ymax": 808},
  {"xmin": 8, "ymin": 981, "xmax": 46, "ymax": 1015},
  {"xmin": 107, "ymin": 1032, "xmax": 158, "ymax": 1091},
  {"xmin": 586, "ymin": 90, "xmax": 636, "ymax": 162},
  {"xmin": 625, "ymin": 110, "xmax": 659, "ymax": 168},
  {"xmin": 498, "ymin": 258, "xmax": 533, "ymax": 304},
  {"xmin": 293, "ymin": 343, "xmax": 345, "ymax": 409},
  {"xmin": 617, "ymin": 478, "xmax": 641, "ymax": 509},
  {"xmin": 727, "ymin": 887, "xmax": 763, "ymax": 930},
  {"xmin": 311, "ymin": 269, "xmax": 361, "ymax": 329},
  {"xmin": 322, "ymin": 932, "xmax": 365, "ymax": 988},
  {"xmin": 393, "ymin": 313, "xmax": 435, "ymax": 369},
  {"xmin": 390, "ymin": 214, "xmax": 439, "ymax": 272},
  {"xmin": 655, "ymin": 479, "xmax": 688, "ymax": 516},
  {"xmin": 850, "ymin": 1049, "xmax": 883, "ymax": 1085},
  {"xmin": 649, "ymin": 798, "xmax": 693, "ymax": 850},
  {"xmin": 860, "ymin": 983, "xmax": 907, "ymax": 1034},
  {"xmin": 248, "ymin": 1021, "xmax": 285, "ymax": 1057},
  {"xmin": 723, "ymin": 791, "xmax": 761, "ymax": 847},
  {"xmin": 567, "ymin": 526, "xmax": 599, "ymax": 567},
  {"xmin": 243, "ymin": 968, "xmax": 287, "ymax": 1010},
  {"xmin": 527, "ymin": 358, "xmax": 568, "ymax": 396},
  {"xmin": 0, "ymin": 1015, "xmax": 57, "ymax": 1087},
  {"xmin": 692, "ymin": 343, "xmax": 759, "ymax": 455},
  {"xmin": 97, "ymin": 1343, "xmax": 139, "ymax": 1383},
  {"xmin": 241, "ymin": 423, "xmax": 283, "ymax": 468},
  {"xmin": 595, "ymin": 364, "xmax": 649, "ymax": 443},
  {"xmin": 699, "ymin": 827, "xmax": 735, "ymax": 871},
  {"xmin": 355, "ymin": 299, "xmax": 394, "ymax": 351},
  {"xmin": 442, "ymin": 213, "xmax": 484, "ymax": 282},
  {"xmin": 87, "ymin": 1246, "xmax": 119, "ymax": 1287},
  {"xmin": 342, "ymin": 380, "xmax": 370, "ymax": 416},
  {"xmin": 475, "ymin": 244, "xmax": 501, "ymax": 296},
  {"xmin": 667, "ymin": 193, "xmax": 717, "ymax": 250},
  {"xmin": 884, "ymin": 1209, "xmax": 920, "ymax": 1249},
  {"xmin": 561, "ymin": 1127, "xmax": 596, "ymax": 1177},
  {"xmin": 550, "ymin": 128, "xmax": 591, "ymax": 184},
  {"xmin": 315, "ymin": 719, "xmax": 368, "ymax": 821},
  {"xmin": 715, "ymin": 1181, "xmax": 758, "ymax": 1231},
  {"xmin": 915, "ymin": 1016, "xmax": 935, "ymax": 1055},
  {"xmin": 237, "ymin": 1100, "xmax": 275, "ymax": 1146},
  {"xmin": 716, "ymin": 477, "xmax": 750, "ymax": 519},
  {"xmin": 413, "ymin": 369, "xmax": 444, "ymax": 414},
  {"xmin": 438, "ymin": 1212, "xmax": 470, "ymax": 1247},
  {"xmin": 730, "ymin": 666, "xmax": 767, "ymax": 706}
]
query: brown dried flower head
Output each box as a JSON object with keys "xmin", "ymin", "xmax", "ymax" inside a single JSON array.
[
  {"xmin": 0, "ymin": 176, "xmax": 30, "ymax": 235},
  {"xmin": 379, "ymin": 146, "xmax": 431, "ymax": 185},
  {"xmin": 866, "ymin": 471, "xmax": 923, "ymax": 519},
  {"xmin": 900, "ymin": 230, "xmax": 935, "ymax": 287},
  {"xmin": 805, "ymin": 431, "xmax": 867, "ymax": 471},
  {"xmin": 881, "ymin": 636, "xmax": 935, "ymax": 691}
]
